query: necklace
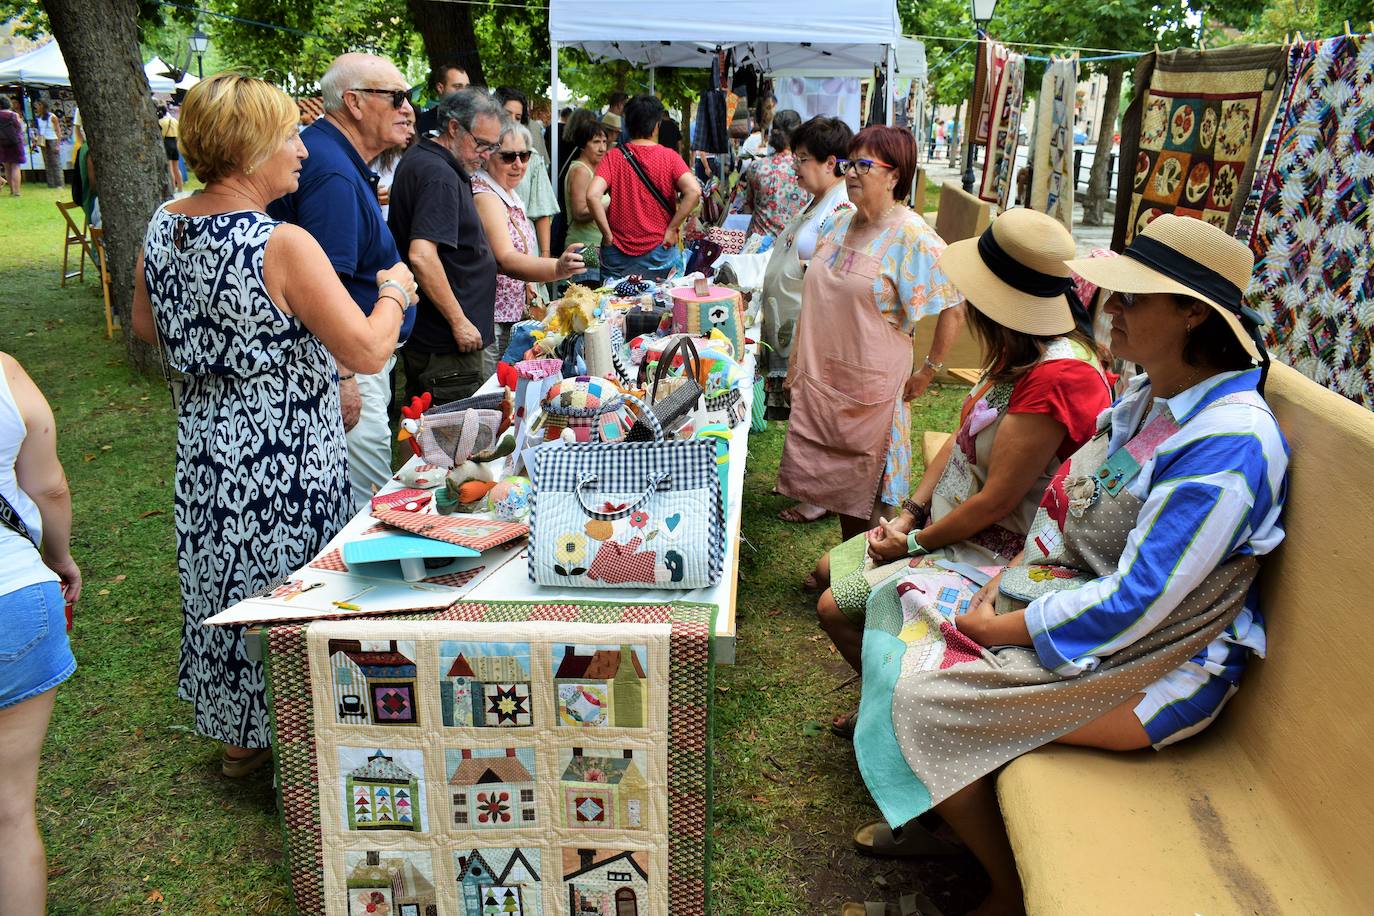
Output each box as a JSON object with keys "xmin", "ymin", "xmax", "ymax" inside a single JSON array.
[
  {"xmin": 198, "ymin": 185, "xmax": 264, "ymax": 211},
  {"xmin": 851, "ymin": 200, "xmax": 903, "ymax": 230}
]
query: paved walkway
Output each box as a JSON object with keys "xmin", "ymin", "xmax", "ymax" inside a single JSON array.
[{"xmin": 921, "ymin": 158, "xmax": 1116, "ymax": 255}]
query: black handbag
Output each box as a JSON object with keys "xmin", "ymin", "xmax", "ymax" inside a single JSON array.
[{"xmin": 628, "ymin": 335, "xmax": 705, "ymax": 441}]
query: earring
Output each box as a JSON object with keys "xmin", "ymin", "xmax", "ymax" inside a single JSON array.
[{"xmin": 245, "ymin": 165, "xmax": 255, "ymax": 175}]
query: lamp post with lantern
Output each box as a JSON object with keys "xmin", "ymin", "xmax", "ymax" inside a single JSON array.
[
  {"xmin": 961, "ymin": 0, "xmax": 999, "ymax": 194},
  {"xmin": 188, "ymin": 26, "xmax": 210, "ymax": 80}
]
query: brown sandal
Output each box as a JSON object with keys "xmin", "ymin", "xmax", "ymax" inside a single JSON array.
[
  {"xmin": 221, "ymin": 746, "xmax": 273, "ymax": 778},
  {"xmin": 852, "ymin": 819, "xmax": 963, "ymax": 858}
]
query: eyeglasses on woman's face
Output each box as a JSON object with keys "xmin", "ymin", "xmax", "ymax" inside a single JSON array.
[
  {"xmin": 493, "ymin": 150, "xmax": 533, "ymax": 164},
  {"xmin": 349, "ymin": 87, "xmax": 410, "ymax": 110},
  {"xmin": 834, "ymin": 157, "xmax": 895, "ymax": 177}
]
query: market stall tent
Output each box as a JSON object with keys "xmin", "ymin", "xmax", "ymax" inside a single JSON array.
[
  {"xmin": 0, "ymin": 40, "xmax": 176, "ymax": 91},
  {"xmin": 547, "ymin": 0, "xmax": 902, "ymax": 165}
]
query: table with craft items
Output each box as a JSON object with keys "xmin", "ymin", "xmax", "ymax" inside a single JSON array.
[{"xmin": 215, "ymin": 361, "xmax": 751, "ymax": 915}]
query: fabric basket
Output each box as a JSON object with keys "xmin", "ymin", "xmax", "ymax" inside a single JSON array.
[
  {"xmin": 529, "ymin": 392, "xmax": 725, "ymax": 589},
  {"xmin": 704, "ymin": 386, "xmax": 747, "ymax": 429}
]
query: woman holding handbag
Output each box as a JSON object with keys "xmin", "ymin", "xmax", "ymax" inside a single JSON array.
[
  {"xmin": 0, "ymin": 352, "xmax": 79, "ymax": 913},
  {"xmin": 586, "ymin": 94, "xmax": 701, "ymax": 281}
]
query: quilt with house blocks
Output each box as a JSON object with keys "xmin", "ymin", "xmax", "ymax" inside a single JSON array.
[{"xmin": 265, "ymin": 601, "xmax": 713, "ymax": 916}]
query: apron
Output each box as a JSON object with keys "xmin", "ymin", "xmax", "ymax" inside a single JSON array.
[
  {"xmin": 854, "ymin": 395, "xmax": 1261, "ymax": 828},
  {"xmin": 776, "ymin": 219, "xmax": 913, "ymax": 519}
]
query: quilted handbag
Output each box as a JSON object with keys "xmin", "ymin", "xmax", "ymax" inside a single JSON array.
[
  {"xmin": 685, "ymin": 238, "xmax": 724, "ymax": 278},
  {"xmin": 414, "ymin": 392, "xmax": 507, "ymax": 468},
  {"xmin": 529, "ymin": 393, "xmax": 725, "ymax": 589},
  {"xmin": 628, "ymin": 335, "xmax": 705, "ymax": 441},
  {"xmin": 540, "ymin": 376, "xmax": 638, "ymax": 444},
  {"xmin": 704, "ymin": 386, "xmax": 747, "ymax": 429}
]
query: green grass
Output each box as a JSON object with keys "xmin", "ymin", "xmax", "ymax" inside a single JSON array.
[{"xmin": 5, "ymin": 185, "xmax": 980, "ymax": 914}]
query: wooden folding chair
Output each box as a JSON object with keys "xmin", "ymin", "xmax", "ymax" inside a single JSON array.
[
  {"xmin": 56, "ymin": 200, "xmax": 93, "ymax": 287},
  {"xmin": 88, "ymin": 225, "xmax": 115, "ymax": 339}
]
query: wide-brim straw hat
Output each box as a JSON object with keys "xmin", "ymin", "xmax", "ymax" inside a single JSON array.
[
  {"xmin": 601, "ymin": 112, "xmax": 622, "ymax": 130},
  {"xmin": 937, "ymin": 207, "xmax": 1077, "ymax": 336},
  {"xmin": 1066, "ymin": 213, "xmax": 1261, "ymax": 360}
]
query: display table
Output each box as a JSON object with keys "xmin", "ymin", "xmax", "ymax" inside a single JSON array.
[{"xmin": 215, "ymin": 365, "xmax": 753, "ymax": 665}]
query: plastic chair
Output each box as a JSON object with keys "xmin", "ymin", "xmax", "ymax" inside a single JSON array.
[
  {"xmin": 56, "ymin": 200, "xmax": 92, "ymax": 287},
  {"xmin": 88, "ymin": 225, "xmax": 114, "ymax": 338}
]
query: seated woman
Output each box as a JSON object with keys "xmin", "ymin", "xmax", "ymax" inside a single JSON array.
[
  {"xmin": 844, "ymin": 215, "xmax": 1288, "ymax": 916},
  {"xmin": 816, "ymin": 208, "xmax": 1112, "ymax": 729}
]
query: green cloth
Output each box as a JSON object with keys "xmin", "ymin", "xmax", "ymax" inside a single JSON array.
[{"xmin": 563, "ymin": 159, "xmax": 606, "ymax": 252}]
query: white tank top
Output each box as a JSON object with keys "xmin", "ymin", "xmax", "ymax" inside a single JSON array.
[{"xmin": 0, "ymin": 364, "xmax": 58, "ymax": 595}]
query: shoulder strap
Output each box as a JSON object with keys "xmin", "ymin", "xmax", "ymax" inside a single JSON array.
[
  {"xmin": 0, "ymin": 491, "xmax": 37, "ymax": 547},
  {"xmin": 617, "ymin": 143, "xmax": 676, "ymax": 218}
]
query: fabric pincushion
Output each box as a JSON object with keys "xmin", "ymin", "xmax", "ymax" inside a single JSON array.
[{"xmin": 669, "ymin": 284, "xmax": 746, "ymax": 356}]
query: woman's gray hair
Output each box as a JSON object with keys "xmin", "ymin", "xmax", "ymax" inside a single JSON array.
[
  {"xmin": 436, "ymin": 88, "xmax": 505, "ymax": 135},
  {"xmin": 500, "ymin": 119, "xmax": 533, "ymax": 149}
]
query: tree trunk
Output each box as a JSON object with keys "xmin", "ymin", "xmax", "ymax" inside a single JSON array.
[
  {"xmin": 46, "ymin": 0, "xmax": 171, "ymax": 374},
  {"xmin": 407, "ymin": 0, "xmax": 485, "ymax": 87},
  {"xmin": 1081, "ymin": 62, "xmax": 1124, "ymax": 226}
]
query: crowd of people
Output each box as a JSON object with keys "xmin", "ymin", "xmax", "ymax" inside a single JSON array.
[{"xmin": 0, "ymin": 47, "xmax": 1293, "ymax": 916}]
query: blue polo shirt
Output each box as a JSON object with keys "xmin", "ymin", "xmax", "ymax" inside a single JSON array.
[{"xmin": 268, "ymin": 118, "xmax": 413, "ymax": 341}]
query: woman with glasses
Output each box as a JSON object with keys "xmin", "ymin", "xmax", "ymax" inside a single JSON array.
[
  {"xmin": 761, "ymin": 115, "xmax": 852, "ymax": 464},
  {"xmin": 778, "ymin": 126, "xmax": 965, "ymax": 548},
  {"xmin": 495, "ymin": 87, "xmax": 559, "ymax": 261},
  {"xmin": 732, "ymin": 108, "xmax": 809, "ymax": 239},
  {"xmin": 473, "ymin": 119, "xmax": 584, "ymax": 370}
]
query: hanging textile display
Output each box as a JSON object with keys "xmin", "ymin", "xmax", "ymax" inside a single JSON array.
[
  {"xmin": 979, "ymin": 52, "xmax": 1026, "ymax": 208},
  {"xmin": 973, "ymin": 40, "xmax": 1010, "ymax": 145},
  {"xmin": 1243, "ymin": 34, "xmax": 1374, "ymax": 409},
  {"xmin": 1112, "ymin": 44, "xmax": 1288, "ymax": 251},
  {"xmin": 1030, "ymin": 56, "xmax": 1078, "ymax": 230},
  {"xmin": 266, "ymin": 601, "xmax": 715, "ymax": 915}
]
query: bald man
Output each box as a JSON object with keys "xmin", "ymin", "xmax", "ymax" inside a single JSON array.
[{"xmin": 268, "ymin": 53, "xmax": 417, "ymax": 512}]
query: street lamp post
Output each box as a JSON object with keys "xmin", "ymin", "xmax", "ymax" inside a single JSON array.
[
  {"xmin": 961, "ymin": 0, "xmax": 999, "ymax": 194},
  {"xmin": 188, "ymin": 27, "xmax": 210, "ymax": 80}
]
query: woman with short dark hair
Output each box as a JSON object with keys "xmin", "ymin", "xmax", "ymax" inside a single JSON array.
[
  {"xmin": 777, "ymin": 125, "xmax": 965, "ymax": 543},
  {"xmin": 563, "ymin": 111, "xmax": 611, "ymax": 287}
]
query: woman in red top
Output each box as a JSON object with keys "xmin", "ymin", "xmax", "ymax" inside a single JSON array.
[
  {"xmin": 585, "ymin": 94, "xmax": 701, "ymax": 280},
  {"xmin": 812, "ymin": 208, "xmax": 1113, "ymax": 691}
]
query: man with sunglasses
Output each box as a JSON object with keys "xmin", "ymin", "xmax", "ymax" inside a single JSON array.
[
  {"xmin": 388, "ymin": 88, "xmax": 507, "ymax": 405},
  {"xmin": 268, "ymin": 52, "xmax": 416, "ymax": 514}
]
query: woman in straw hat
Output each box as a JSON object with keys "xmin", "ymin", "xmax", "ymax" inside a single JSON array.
[
  {"xmin": 814, "ymin": 208, "xmax": 1112, "ymax": 733},
  {"xmin": 839, "ymin": 215, "xmax": 1288, "ymax": 916}
]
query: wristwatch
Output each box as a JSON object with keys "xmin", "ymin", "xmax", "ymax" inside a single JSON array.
[
  {"xmin": 923, "ymin": 355, "xmax": 945, "ymax": 373},
  {"xmin": 907, "ymin": 530, "xmax": 929, "ymax": 557}
]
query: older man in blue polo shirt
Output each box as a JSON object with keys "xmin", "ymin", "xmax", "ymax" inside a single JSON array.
[{"xmin": 269, "ymin": 52, "xmax": 416, "ymax": 512}]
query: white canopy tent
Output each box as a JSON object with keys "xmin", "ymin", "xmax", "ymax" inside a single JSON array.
[
  {"xmin": 0, "ymin": 40, "xmax": 176, "ymax": 92},
  {"xmin": 145, "ymin": 56, "xmax": 199, "ymax": 92},
  {"xmin": 547, "ymin": 0, "xmax": 903, "ymax": 168}
]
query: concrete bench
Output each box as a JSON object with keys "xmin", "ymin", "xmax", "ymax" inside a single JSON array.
[{"xmin": 923, "ymin": 362, "xmax": 1374, "ymax": 912}]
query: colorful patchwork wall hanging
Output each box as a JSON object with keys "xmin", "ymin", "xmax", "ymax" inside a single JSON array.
[
  {"xmin": 1112, "ymin": 45, "xmax": 1288, "ymax": 251},
  {"xmin": 1030, "ymin": 57, "xmax": 1078, "ymax": 231},
  {"xmin": 978, "ymin": 52, "xmax": 1026, "ymax": 208},
  {"xmin": 266, "ymin": 601, "xmax": 713, "ymax": 915},
  {"xmin": 1242, "ymin": 35, "xmax": 1374, "ymax": 409}
]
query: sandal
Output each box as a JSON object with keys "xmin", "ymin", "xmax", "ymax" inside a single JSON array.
[
  {"xmin": 852, "ymin": 818, "xmax": 963, "ymax": 858},
  {"xmin": 831, "ymin": 709, "xmax": 858, "ymax": 740},
  {"xmin": 840, "ymin": 893, "xmax": 944, "ymax": 916},
  {"xmin": 779, "ymin": 502, "xmax": 832, "ymax": 523},
  {"xmin": 221, "ymin": 746, "xmax": 273, "ymax": 778}
]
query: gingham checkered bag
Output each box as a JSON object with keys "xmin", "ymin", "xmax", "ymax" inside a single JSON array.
[{"xmin": 529, "ymin": 391, "xmax": 724, "ymax": 589}]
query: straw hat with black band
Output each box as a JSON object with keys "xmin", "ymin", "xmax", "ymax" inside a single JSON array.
[
  {"xmin": 1066, "ymin": 214, "xmax": 1269, "ymax": 387},
  {"xmin": 937, "ymin": 207, "xmax": 1094, "ymax": 339}
]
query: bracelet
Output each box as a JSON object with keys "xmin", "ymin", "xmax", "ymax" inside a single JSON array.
[
  {"xmin": 377, "ymin": 290, "xmax": 407, "ymax": 314},
  {"xmin": 901, "ymin": 498, "xmax": 930, "ymax": 528},
  {"xmin": 907, "ymin": 530, "xmax": 929, "ymax": 557},
  {"xmin": 923, "ymin": 355, "xmax": 945, "ymax": 373},
  {"xmin": 377, "ymin": 279, "xmax": 412, "ymax": 308},
  {"xmin": 338, "ymin": 373, "xmax": 355, "ymax": 381}
]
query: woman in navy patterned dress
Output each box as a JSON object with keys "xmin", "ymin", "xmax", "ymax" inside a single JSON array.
[{"xmin": 132, "ymin": 75, "xmax": 416, "ymax": 776}]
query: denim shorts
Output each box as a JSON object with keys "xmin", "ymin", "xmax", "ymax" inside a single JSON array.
[{"xmin": 0, "ymin": 581, "xmax": 76, "ymax": 710}]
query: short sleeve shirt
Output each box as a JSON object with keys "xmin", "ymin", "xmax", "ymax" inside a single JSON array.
[
  {"xmin": 266, "ymin": 118, "xmax": 413, "ymax": 341},
  {"xmin": 1008, "ymin": 351, "xmax": 1113, "ymax": 460},
  {"xmin": 387, "ymin": 138, "xmax": 498, "ymax": 353},
  {"xmin": 594, "ymin": 142, "xmax": 690, "ymax": 256}
]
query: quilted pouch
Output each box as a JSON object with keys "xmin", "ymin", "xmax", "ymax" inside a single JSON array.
[
  {"xmin": 529, "ymin": 393, "xmax": 725, "ymax": 589},
  {"xmin": 540, "ymin": 375, "xmax": 638, "ymax": 444},
  {"xmin": 994, "ymin": 564, "xmax": 1091, "ymax": 614},
  {"xmin": 704, "ymin": 386, "xmax": 747, "ymax": 429},
  {"xmin": 628, "ymin": 335, "xmax": 705, "ymax": 441},
  {"xmin": 414, "ymin": 392, "xmax": 507, "ymax": 468}
]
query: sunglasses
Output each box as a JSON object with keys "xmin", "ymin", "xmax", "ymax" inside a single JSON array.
[
  {"xmin": 835, "ymin": 157, "xmax": 895, "ymax": 177},
  {"xmin": 493, "ymin": 150, "xmax": 533, "ymax": 164},
  {"xmin": 349, "ymin": 87, "xmax": 410, "ymax": 110},
  {"xmin": 1110, "ymin": 291, "xmax": 1138, "ymax": 308}
]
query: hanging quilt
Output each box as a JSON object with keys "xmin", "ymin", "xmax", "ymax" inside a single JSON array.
[
  {"xmin": 1030, "ymin": 57, "xmax": 1079, "ymax": 231},
  {"xmin": 266, "ymin": 601, "xmax": 714, "ymax": 915},
  {"xmin": 1243, "ymin": 35, "xmax": 1374, "ymax": 409},
  {"xmin": 1112, "ymin": 45, "xmax": 1288, "ymax": 251},
  {"xmin": 979, "ymin": 52, "xmax": 1026, "ymax": 208},
  {"xmin": 973, "ymin": 40, "xmax": 1010, "ymax": 145}
]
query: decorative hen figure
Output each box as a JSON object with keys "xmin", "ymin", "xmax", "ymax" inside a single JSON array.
[{"xmin": 396, "ymin": 392, "xmax": 431, "ymax": 457}]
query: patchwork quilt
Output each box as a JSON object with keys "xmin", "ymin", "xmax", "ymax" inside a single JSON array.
[
  {"xmin": 266, "ymin": 601, "xmax": 714, "ymax": 916},
  {"xmin": 1113, "ymin": 45, "xmax": 1288, "ymax": 251}
]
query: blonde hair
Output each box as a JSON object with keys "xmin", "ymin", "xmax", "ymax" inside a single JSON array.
[{"xmin": 179, "ymin": 73, "xmax": 298, "ymax": 183}]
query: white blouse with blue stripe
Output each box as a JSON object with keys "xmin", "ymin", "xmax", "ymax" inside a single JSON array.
[{"xmin": 1025, "ymin": 368, "xmax": 1289, "ymax": 679}]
